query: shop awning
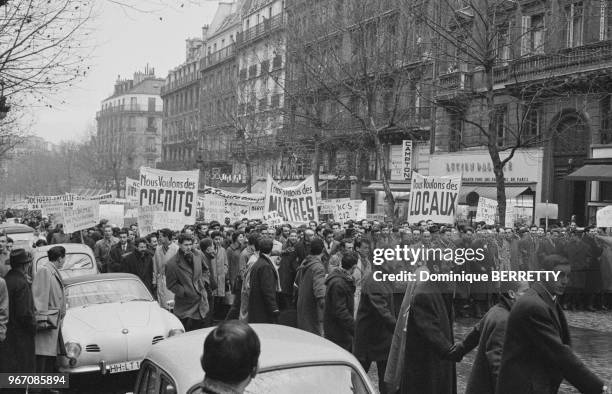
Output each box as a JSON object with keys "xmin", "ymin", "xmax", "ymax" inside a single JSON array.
[
  {"xmin": 458, "ymin": 185, "xmax": 534, "ymax": 204},
  {"xmin": 566, "ymin": 160, "xmax": 612, "ymax": 181}
]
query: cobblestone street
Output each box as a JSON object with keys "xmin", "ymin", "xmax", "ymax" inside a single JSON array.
[{"xmin": 368, "ymin": 311, "xmax": 612, "ymax": 393}]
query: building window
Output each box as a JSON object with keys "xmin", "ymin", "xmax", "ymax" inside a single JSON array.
[
  {"xmin": 601, "ymin": 94, "xmax": 612, "ymax": 144},
  {"xmin": 272, "ymin": 54, "xmax": 283, "ymax": 69},
  {"xmin": 148, "ymin": 97, "xmax": 156, "ymax": 112},
  {"xmin": 565, "ymin": 2, "xmax": 584, "ymax": 48},
  {"xmin": 521, "ymin": 13, "xmax": 545, "ymax": 55},
  {"xmin": 271, "ymin": 94, "xmax": 281, "ymax": 108},
  {"xmin": 495, "ymin": 24, "xmax": 510, "ymax": 63},
  {"xmin": 523, "ymin": 105, "xmax": 542, "ymax": 140},
  {"xmin": 495, "ymin": 106, "xmax": 508, "ymax": 148},
  {"xmin": 449, "ymin": 109, "xmax": 463, "ymax": 152},
  {"xmin": 249, "ymin": 65, "xmax": 258, "ymax": 78},
  {"xmin": 261, "ymin": 60, "xmax": 270, "ymax": 75},
  {"xmin": 128, "ymin": 116, "xmax": 136, "ymax": 130},
  {"xmin": 130, "ymin": 97, "xmax": 137, "ymax": 110}
]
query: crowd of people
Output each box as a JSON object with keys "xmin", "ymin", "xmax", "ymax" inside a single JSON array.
[{"xmin": 1, "ymin": 211, "xmax": 612, "ymax": 393}]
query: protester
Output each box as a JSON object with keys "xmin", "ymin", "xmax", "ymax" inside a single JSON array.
[
  {"xmin": 192, "ymin": 320, "xmax": 260, "ymax": 394},
  {"xmin": 108, "ymin": 228, "xmax": 135, "ymax": 272},
  {"xmin": 323, "ymin": 251, "xmax": 358, "ymax": 351},
  {"xmin": 123, "ymin": 238, "xmax": 155, "ymax": 297},
  {"xmin": 210, "ymin": 231, "xmax": 229, "ymax": 319},
  {"xmin": 1, "ymin": 249, "xmax": 37, "ymax": 373},
  {"xmin": 32, "ymin": 245, "xmax": 67, "ymax": 374},
  {"xmin": 0, "ymin": 233, "xmax": 10, "ymax": 277},
  {"xmin": 497, "ymin": 254, "xmax": 608, "ymax": 394},
  {"xmin": 153, "ymin": 228, "xmax": 178, "ymax": 310},
  {"xmin": 278, "ymin": 229, "xmax": 299, "ymax": 312},
  {"xmin": 165, "ymin": 234, "xmax": 212, "ymax": 331},
  {"xmin": 226, "ymin": 231, "xmax": 245, "ymax": 291},
  {"xmin": 295, "ymin": 238, "xmax": 326, "ymax": 336},
  {"xmin": 94, "ymin": 225, "xmax": 118, "ymax": 273}
]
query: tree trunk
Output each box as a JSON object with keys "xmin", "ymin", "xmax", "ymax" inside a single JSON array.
[
  {"xmin": 373, "ymin": 133, "xmax": 395, "ymax": 222},
  {"xmin": 245, "ymin": 161, "xmax": 252, "ymax": 193},
  {"xmin": 312, "ymin": 134, "xmax": 321, "ymax": 191}
]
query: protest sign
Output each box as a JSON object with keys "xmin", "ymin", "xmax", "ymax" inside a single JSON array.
[
  {"xmin": 125, "ymin": 177, "xmax": 140, "ymax": 203},
  {"xmin": 62, "ymin": 201, "xmax": 99, "ymax": 233},
  {"xmin": 475, "ymin": 197, "xmax": 498, "ymax": 225},
  {"xmin": 98, "ymin": 204, "xmax": 125, "ymax": 226},
  {"xmin": 138, "ymin": 167, "xmax": 199, "ymax": 230},
  {"xmin": 332, "ymin": 200, "xmax": 367, "ymax": 224},
  {"xmin": 264, "ymin": 175, "xmax": 318, "ymax": 225},
  {"xmin": 263, "ymin": 211, "xmax": 284, "ymax": 227},
  {"xmin": 200, "ymin": 186, "xmax": 265, "ymax": 222},
  {"xmin": 319, "ymin": 198, "xmax": 350, "ymax": 215},
  {"xmin": 137, "ymin": 204, "xmax": 164, "ymax": 235},
  {"xmin": 27, "ymin": 194, "xmax": 74, "ymax": 210},
  {"xmin": 41, "ymin": 200, "xmax": 65, "ymax": 218},
  {"xmin": 401, "ymin": 140, "xmax": 413, "ymax": 181},
  {"xmin": 408, "ymin": 172, "xmax": 461, "ymax": 225},
  {"xmin": 597, "ymin": 205, "xmax": 612, "ymax": 228}
]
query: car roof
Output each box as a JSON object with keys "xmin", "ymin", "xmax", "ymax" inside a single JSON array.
[
  {"xmin": 146, "ymin": 324, "xmax": 363, "ymax": 390},
  {"xmin": 63, "ymin": 272, "xmax": 138, "ymax": 286},
  {"xmin": 0, "ymin": 223, "xmax": 35, "ymax": 234},
  {"xmin": 33, "ymin": 243, "xmax": 94, "ymax": 256}
]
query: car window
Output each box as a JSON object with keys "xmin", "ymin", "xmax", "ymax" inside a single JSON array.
[
  {"xmin": 159, "ymin": 374, "xmax": 176, "ymax": 394},
  {"xmin": 137, "ymin": 363, "xmax": 160, "ymax": 394},
  {"xmin": 65, "ymin": 278, "xmax": 153, "ymax": 308},
  {"xmin": 244, "ymin": 365, "xmax": 369, "ymax": 394},
  {"xmin": 37, "ymin": 253, "xmax": 93, "ymax": 271}
]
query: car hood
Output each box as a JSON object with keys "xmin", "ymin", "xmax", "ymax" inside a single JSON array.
[{"xmin": 66, "ymin": 301, "xmax": 156, "ymax": 331}]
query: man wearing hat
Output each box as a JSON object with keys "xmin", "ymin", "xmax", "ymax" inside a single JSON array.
[{"xmin": 0, "ymin": 249, "xmax": 37, "ymax": 373}]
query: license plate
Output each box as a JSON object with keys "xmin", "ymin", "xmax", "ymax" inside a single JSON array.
[{"xmin": 108, "ymin": 360, "xmax": 141, "ymax": 374}]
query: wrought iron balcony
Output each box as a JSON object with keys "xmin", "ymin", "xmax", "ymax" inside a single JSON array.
[
  {"xmin": 236, "ymin": 14, "xmax": 284, "ymax": 48},
  {"xmin": 435, "ymin": 71, "xmax": 474, "ymax": 102}
]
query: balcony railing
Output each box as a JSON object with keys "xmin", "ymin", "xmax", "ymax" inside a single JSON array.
[
  {"xmin": 160, "ymin": 72, "xmax": 200, "ymax": 95},
  {"xmin": 236, "ymin": 14, "xmax": 284, "ymax": 48},
  {"xmin": 96, "ymin": 105, "xmax": 161, "ymax": 118},
  {"xmin": 202, "ymin": 45, "xmax": 235, "ymax": 69},
  {"xmin": 494, "ymin": 40, "xmax": 612, "ymax": 85}
]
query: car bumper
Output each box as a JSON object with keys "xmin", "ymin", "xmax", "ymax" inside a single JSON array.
[{"xmin": 58, "ymin": 357, "xmax": 143, "ymax": 375}]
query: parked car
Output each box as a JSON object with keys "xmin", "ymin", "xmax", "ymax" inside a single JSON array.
[
  {"xmin": 133, "ymin": 324, "xmax": 376, "ymax": 394},
  {"xmin": 33, "ymin": 243, "xmax": 98, "ymax": 279},
  {"xmin": 58, "ymin": 273, "xmax": 184, "ymax": 375},
  {"xmin": 0, "ymin": 222, "xmax": 35, "ymax": 250}
]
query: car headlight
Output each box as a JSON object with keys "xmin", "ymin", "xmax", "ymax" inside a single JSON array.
[
  {"xmin": 65, "ymin": 342, "xmax": 81, "ymax": 362},
  {"xmin": 168, "ymin": 328, "xmax": 184, "ymax": 337}
]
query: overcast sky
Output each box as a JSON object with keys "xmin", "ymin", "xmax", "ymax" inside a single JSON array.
[{"xmin": 31, "ymin": 0, "xmax": 219, "ymax": 143}]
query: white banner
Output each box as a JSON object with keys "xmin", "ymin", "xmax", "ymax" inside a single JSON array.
[
  {"xmin": 263, "ymin": 211, "xmax": 284, "ymax": 227},
  {"xmin": 319, "ymin": 198, "xmax": 350, "ymax": 215},
  {"xmin": 99, "ymin": 204, "xmax": 124, "ymax": 226},
  {"xmin": 126, "ymin": 177, "xmax": 140, "ymax": 203},
  {"xmin": 264, "ymin": 175, "xmax": 318, "ymax": 225},
  {"xmin": 408, "ymin": 172, "xmax": 462, "ymax": 225},
  {"xmin": 62, "ymin": 201, "xmax": 99, "ymax": 233},
  {"xmin": 200, "ymin": 186, "xmax": 265, "ymax": 222},
  {"xmin": 597, "ymin": 205, "xmax": 612, "ymax": 228},
  {"xmin": 27, "ymin": 194, "xmax": 74, "ymax": 210},
  {"xmin": 41, "ymin": 200, "xmax": 65, "ymax": 217},
  {"xmin": 137, "ymin": 204, "xmax": 165, "ymax": 235},
  {"xmin": 138, "ymin": 167, "xmax": 199, "ymax": 230},
  {"xmin": 476, "ymin": 197, "xmax": 498, "ymax": 225},
  {"xmin": 401, "ymin": 140, "xmax": 413, "ymax": 181}
]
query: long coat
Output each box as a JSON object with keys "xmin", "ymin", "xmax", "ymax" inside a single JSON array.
[
  {"xmin": 226, "ymin": 243, "xmax": 242, "ymax": 289},
  {"xmin": 353, "ymin": 274, "xmax": 396, "ymax": 363},
  {"xmin": 153, "ymin": 243, "xmax": 178, "ymax": 309},
  {"xmin": 295, "ymin": 255, "xmax": 326, "ymax": 335},
  {"xmin": 32, "ymin": 260, "xmax": 66, "ymax": 357},
  {"xmin": 165, "ymin": 249, "xmax": 210, "ymax": 320},
  {"xmin": 245, "ymin": 254, "xmax": 279, "ymax": 324},
  {"xmin": 401, "ymin": 280, "xmax": 455, "ymax": 394},
  {"xmin": 210, "ymin": 246, "xmax": 228, "ymax": 297},
  {"xmin": 461, "ymin": 295, "xmax": 513, "ymax": 394},
  {"xmin": 108, "ymin": 242, "xmax": 135, "ymax": 273},
  {"xmin": 323, "ymin": 269, "xmax": 355, "ymax": 351},
  {"xmin": 1, "ymin": 269, "xmax": 36, "ymax": 373},
  {"xmin": 123, "ymin": 250, "xmax": 155, "ymax": 297},
  {"xmin": 496, "ymin": 283, "xmax": 603, "ymax": 394}
]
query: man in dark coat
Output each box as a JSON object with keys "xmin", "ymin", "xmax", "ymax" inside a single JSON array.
[
  {"xmin": 241, "ymin": 238, "xmax": 280, "ymax": 324},
  {"xmin": 165, "ymin": 234, "xmax": 212, "ymax": 331},
  {"xmin": 354, "ymin": 264, "xmax": 396, "ymax": 394},
  {"xmin": 295, "ymin": 238, "xmax": 326, "ymax": 335},
  {"xmin": 108, "ymin": 229, "xmax": 135, "ymax": 273},
  {"xmin": 1, "ymin": 249, "xmax": 37, "ymax": 374},
  {"xmin": 278, "ymin": 229, "xmax": 299, "ymax": 311},
  {"xmin": 451, "ymin": 281, "xmax": 530, "ymax": 394},
  {"xmin": 496, "ymin": 254, "xmax": 607, "ymax": 394},
  {"xmin": 324, "ymin": 251, "xmax": 358, "ymax": 351},
  {"xmin": 399, "ymin": 259, "xmax": 456, "ymax": 394},
  {"xmin": 123, "ymin": 238, "xmax": 155, "ymax": 297}
]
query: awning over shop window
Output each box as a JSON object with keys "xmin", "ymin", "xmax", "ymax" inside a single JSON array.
[
  {"xmin": 458, "ymin": 185, "xmax": 534, "ymax": 204},
  {"xmin": 566, "ymin": 159, "xmax": 612, "ymax": 181}
]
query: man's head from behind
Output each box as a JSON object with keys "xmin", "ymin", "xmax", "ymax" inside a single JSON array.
[
  {"xmin": 540, "ymin": 254, "xmax": 571, "ymax": 297},
  {"xmin": 201, "ymin": 320, "xmax": 260, "ymax": 387}
]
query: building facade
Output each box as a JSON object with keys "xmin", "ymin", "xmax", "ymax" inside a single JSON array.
[{"xmin": 96, "ymin": 67, "xmax": 163, "ymax": 190}]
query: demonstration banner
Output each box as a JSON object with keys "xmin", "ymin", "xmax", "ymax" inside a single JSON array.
[
  {"xmin": 62, "ymin": 201, "xmax": 99, "ymax": 233},
  {"xmin": 200, "ymin": 186, "xmax": 265, "ymax": 222},
  {"xmin": 125, "ymin": 177, "xmax": 140, "ymax": 204},
  {"xmin": 263, "ymin": 211, "xmax": 284, "ymax": 227},
  {"xmin": 597, "ymin": 205, "xmax": 612, "ymax": 228},
  {"xmin": 332, "ymin": 200, "xmax": 367, "ymax": 224},
  {"xmin": 408, "ymin": 172, "xmax": 461, "ymax": 225},
  {"xmin": 41, "ymin": 200, "xmax": 65, "ymax": 218},
  {"xmin": 27, "ymin": 194, "xmax": 75, "ymax": 210},
  {"xmin": 99, "ymin": 204, "xmax": 125, "ymax": 226},
  {"xmin": 138, "ymin": 167, "xmax": 199, "ymax": 230},
  {"xmin": 137, "ymin": 205, "xmax": 164, "ymax": 235},
  {"xmin": 475, "ymin": 197, "xmax": 498, "ymax": 225},
  {"xmin": 264, "ymin": 175, "xmax": 318, "ymax": 225},
  {"xmin": 319, "ymin": 198, "xmax": 350, "ymax": 215}
]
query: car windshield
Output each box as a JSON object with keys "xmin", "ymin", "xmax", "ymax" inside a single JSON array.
[
  {"xmin": 38, "ymin": 253, "xmax": 93, "ymax": 271},
  {"xmin": 243, "ymin": 365, "xmax": 369, "ymax": 394},
  {"xmin": 66, "ymin": 279, "xmax": 153, "ymax": 308}
]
